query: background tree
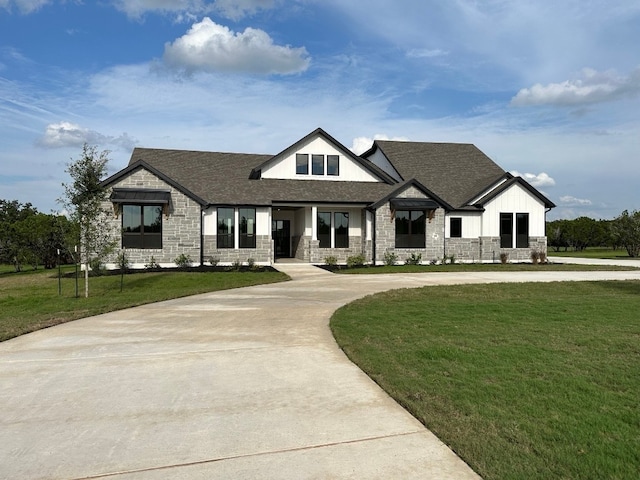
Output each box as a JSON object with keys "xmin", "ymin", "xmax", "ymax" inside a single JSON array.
[
  {"xmin": 0, "ymin": 200, "xmax": 38, "ymax": 271},
  {"xmin": 611, "ymin": 210, "xmax": 640, "ymax": 257},
  {"xmin": 59, "ymin": 144, "xmax": 116, "ymax": 297}
]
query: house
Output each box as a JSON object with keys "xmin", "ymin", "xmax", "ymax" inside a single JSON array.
[{"xmin": 100, "ymin": 128, "xmax": 555, "ymax": 267}]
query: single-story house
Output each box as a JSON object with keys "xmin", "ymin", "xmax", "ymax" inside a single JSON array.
[{"xmin": 100, "ymin": 128, "xmax": 555, "ymax": 267}]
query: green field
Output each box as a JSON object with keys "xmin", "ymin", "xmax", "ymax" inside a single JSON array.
[
  {"xmin": 332, "ymin": 262, "xmax": 638, "ymax": 274},
  {"xmin": 549, "ymin": 247, "xmax": 633, "ymax": 259},
  {"xmin": 0, "ymin": 267, "xmax": 288, "ymax": 342},
  {"xmin": 331, "ymin": 281, "xmax": 640, "ymax": 480}
]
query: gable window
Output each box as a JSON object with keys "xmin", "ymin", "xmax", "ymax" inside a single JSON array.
[
  {"xmin": 516, "ymin": 213, "xmax": 529, "ymax": 248},
  {"xmin": 334, "ymin": 212, "xmax": 349, "ymax": 248},
  {"xmin": 318, "ymin": 212, "xmax": 331, "ymax": 248},
  {"xmin": 450, "ymin": 217, "xmax": 462, "ymax": 238},
  {"xmin": 296, "ymin": 154, "xmax": 308, "ymax": 175},
  {"xmin": 122, "ymin": 205, "xmax": 162, "ymax": 249},
  {"xmin": 395, "ymin": 210, "xmax": 426, "ymax": 248},
  {"xmin": 239, "ymin": 208, "xmax": 256, "ymax": 248},
  {"xmin": 500, "ymin": 213, "xmax": 513, "ymax": 248},
  {"xmin": 312, "ymin": 154, "xmax": 324, "ymax": 175},
  {"xmin": 217, "ymin": 207, "xmax": 235, "ymax": 249},
  {"xmin": 327, "ymin": 155, "xmax": 339, "ymax": 176}
]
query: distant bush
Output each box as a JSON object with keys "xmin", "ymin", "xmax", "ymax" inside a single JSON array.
[
  {"xmin": 347, "ymin": 254, "xmax": 366, "ymax": 268},
  {"xmin": 324, "ymin": 256, "xmax": 338, "ymax": 267},
  {"xmin": 383, "ymin": 250, "xmax": 398, "ymax": 266},
  {"xmin": 174, "ymin": 253, "xmax": 193, "ymax": 268},
  {"xmin": 405, "ymin": 253, "xmax": 422, "ymax": 265}
]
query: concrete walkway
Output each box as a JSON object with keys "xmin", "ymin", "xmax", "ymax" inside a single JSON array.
[{"xmin": 1, "ymin": 263, "xmax": 639, "ymax": 479}]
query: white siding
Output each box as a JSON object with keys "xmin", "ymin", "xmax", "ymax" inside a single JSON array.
[
  {"xmin": 261, "ymin": 136, "xmax": 381, "ymax": 182},
  {"xmin": 481, "ymin": 184, "xmax": 546, "ymax": 236},
  {"xmin": 445, "ymin": 212, "xmax": 482, "ymax": 238},
  {"xmin": 203, "ymin": 206, "xmax": 270, "ymax": 235},
  {"xmin": 365, "ymin": 149, "xmax": 402, "ymax": 181}
]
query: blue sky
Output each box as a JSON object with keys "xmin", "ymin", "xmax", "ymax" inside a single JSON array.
[{"xmin": 1, "ymin": 1, "xmax": 639, "ymax": 220}]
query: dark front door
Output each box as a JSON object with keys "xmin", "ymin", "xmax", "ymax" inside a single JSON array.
[{"xmin": 272, "ymin": 220, "xmax": 291, "ymax": 258}]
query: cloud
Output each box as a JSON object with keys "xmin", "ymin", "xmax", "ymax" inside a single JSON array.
[
  {"xmin": 163, "ymin": 17, "xmax": 310, "ymax": 75},
  {"xmin": 0, "ymin": 0, "xmax": 50, "ymax": 14},
  {"xmin": 511, "ymin": 67, "xmax": 640, "ymax": 107},
  {"xmin": 214, "ymin": 0, "xmax": 278, "ymax": 20},
  {"xmin": 510, "ymin": 171, "xmax": 555, "ymax": 188},
  {"xmin": 110, "ymin": 0, "xmax": 278, "ymax": 20},
  {"xmin": 406, "ymin": 48, "xmax": 448, "ymax": 59},
  {"xmin": 37, "ymin": 121, "xmax": 136, "ymax": 151},
  {"xmin": 559, "ymin": 195, "xmax": 592, "ymax": 206},
  {"xmin": 350, "ymin": 134, "xmax": 410, "ymax": 155}
]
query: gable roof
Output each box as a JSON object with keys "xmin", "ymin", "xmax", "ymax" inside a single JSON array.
[
  {"xmin": 473, "ymin": 176, "xmax": 556, "ymax": 209},
  {"xmin": 369, "ymin": 179, "xmax": 454, "ymax": 211},
  {"xmin": 364, "ymin": 140, "xmax": 507, "ymax": 210}
]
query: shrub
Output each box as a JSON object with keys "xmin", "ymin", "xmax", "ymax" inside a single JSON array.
[
  {"xmin": 383, "ymin": 250, "xmax": 398, "ymax": 266},
  {"xmin": 231, "ymin": 258, "xmax": 241, "ymax": 271},
  {"xmin": 347, "ymin": 254, "xmax": 366, "ymax": 268},
  {"xmin": 324, "ymin": 256, "xmax": 338, "ymax": 267},
  {"xmin": 430, "ymin": 258, "xmax": 438, "ymax": 266},
  {"xmin": 174, "ymin": 253, "xmax": 193, "ymax": 268},
  {"xmin": 116, "ymin": 251, "xmax": 130, "ymax": 271},
  {"xmin": 208, "ymin": 256, "xmax": 220, "ymax": 267},
  {"xmin": 89, "ymin": 257, "xmax": 106, "ymax": 276},
  {"xmin": 405, "ymin": 253, "xmax": 422, "ymax": 265},
  {"xmin": 500, "ymin": 252, "xmax": 509, "ymax": 264},
  {"xmin": 449, "ymin": 254, "xmax": 456, "ymax": 264},
  {"xmin": 145, "ymin": 256, "xmax": 161, "ymax": 269},
  {"xmin": 539, "ymin": 251, "xmax": 547, "ymax": 264},
  {"xmin": 247, "ymin": 257, "xmax": 256, "ymax": 269},
  {"xmin": 530, "ymin": 250, "xmax": 540, "ymax": 264}
]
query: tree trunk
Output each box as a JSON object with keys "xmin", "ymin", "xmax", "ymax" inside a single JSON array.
[{"xmin": 84, "ymin": 260, "xmax": 89, "ymax": 298}]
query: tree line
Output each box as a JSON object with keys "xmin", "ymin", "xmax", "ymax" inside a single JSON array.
[{"xmin": 547, "ymin": 211, "xmax": 640, "ymax": 257}]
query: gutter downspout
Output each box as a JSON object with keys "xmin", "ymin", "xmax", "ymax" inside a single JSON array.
[
  {"xmin": 371, "ymin": 208, "xmax": 377, "ymax": 266},
  {"xmin": 200, "ymin": 207, "xmax": 205, "ymax": 267}
]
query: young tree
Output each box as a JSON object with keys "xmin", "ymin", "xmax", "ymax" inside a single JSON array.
[
  {"xmin": 611, "ymin": 210, "xmax": 640, "ymax": 257},
  {"xmin": 59, "ymin": 144, "xmax": 116, "ymax": 297}
]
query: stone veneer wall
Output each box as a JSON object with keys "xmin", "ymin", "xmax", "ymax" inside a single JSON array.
[
  {"xmin": 309, "ymin": 237, "xmax": 364, "ymax": 264},
  {"xmin": 203, "ymin": 235, "xmax": 272, "ymax": 265},
  {"xmin": 476, "ymin": 236, "xmax": 548, "ymax": 263},
  {"xmin": 103, "ymin": 169, "xmax": 202, "ymax": 267}
]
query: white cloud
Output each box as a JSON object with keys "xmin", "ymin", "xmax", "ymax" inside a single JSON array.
[
  {"xmin": 0, "ymin": 0, "xmax": 51, "ymax": 14},
  {"xmin": 37, "ymin": 121, "xmax": 136, "ymax": 151},
  {"xmin": 214, "ymin": 0, "xmax": 277, "ymax": 20},
  {"xmin": 406, "ymin": 48, "xmax": 448, "ymax": 59},
  {"xmin": 110, "ymin": 0, "xmax": 277, "ymax": 20},
  {"xmin": 350, "ymin": 134, "xmax": 410, "ymax": 155},
  {"xmin": 511, "ymin": 67, "xmax": 640, "ymax": 107},
  {"xmin": 559, "ymin": 195, "xmax": 593, "ymax": 206},
  {"xmin": 163, "ymin": 17, "xmax": 310, "ymax": 75},
  {"xmin": 510, "ymin": 171, "xmax": 556, "ymax": 188}
]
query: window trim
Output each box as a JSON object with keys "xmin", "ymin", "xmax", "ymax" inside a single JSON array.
[
  {"xmin": 395, "ymin": 209, "xmax": 426, "ymax": 249},
  {"xmin": 239, "ymin": 208, "xmax": 256, "ymax": 249},
  {"xmin": 516, "ymin": 212, "xmax": 529, "ymax": 248},
  {"xmin": 122, "ymin": 204, "xmax": 163, "ymax": 249},
  {"xmin": 317, "ymin": 211, "xmax": 331, "ymax": 248},
  {"xmin": 450, "ymin": 217, "xmax": 462, "ymax": 238},
  {"xmin": 334, "ymin": 212, "xmax": 349, "ymax": 248},
  {"xmin": 312, "ymin": 154, "xmax": 325, "ymax": 175},
  {"xmin": 217, "ymin": 207, "xmax": 235, "ymax": 249},
  {"xmin": 327, "ymin": 155, "xmax": 339, "ymax": 176},
  {"xmin": 296, "ymin": 154, "xmax": 309, "ymax": 175}
]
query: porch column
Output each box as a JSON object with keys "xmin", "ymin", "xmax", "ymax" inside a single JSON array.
[
  {"xmin": 366, "ymin": 210, "xmax": 373, "ymax": 241},
  {"xmin": 234, "ymin": 208, "xmax": 240, "ymax": 249},
  {"xmin": 311, "ymin": 206, "xmax": 318, "ymax": 240}
]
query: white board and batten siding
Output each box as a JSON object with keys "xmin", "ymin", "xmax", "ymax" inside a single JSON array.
[
  {"xmin": 203, "ymin": 207, "xmax": 271, "ymax": 236},
  {"xmin": 481, "ymin": 184, "xmax": 547, "ymax": 237},
  {"xmin": 261, "ymin": 136, "xmax": 382, "ymax": 182},
  {"xmin": 445, "ymin": 212, "xmax": 482, "ymax": 238}
]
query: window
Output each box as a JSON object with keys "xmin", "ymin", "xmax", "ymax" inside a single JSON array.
[
  {"xmin": 516, "ymin": 213, "xmax": 529, "ymax": 248},
  {"xmin": 334, "ymin": 212, "xmax": 349, "ymax": 248},
  {"xmin": 296, "ymin": 154, "xmax": 308, "ymax": 175},
  {"xmin": 318, "ymin": 212, "xmax": 331, "ymax": 248},
  {"xmin": 122, "ymin": 205, "xmax": 162, "ymax": 249},
  {"xmin": 500, "ymin": 213, "xmax": 513, "ymax": 248},
  {"xmin": 239, "ymin": 208, "xmax": 256, "ymax": 248},
  {"xmin": 217, "ymin": 207, "xmax": 234, "ymax": 249},
  {"xmin": 327, "ymin": 155, "xmax": 339, "ymax": 176},
  {"xmin": 450, "ymin": 217, "xmax": 462, "ymax": 238},
  {"xmin": 395, "ymin": 210, "xmax": 426, "ymax": 248},
  {"xmin": 312, "ymin": 154, "xmax": 324, "ymax": 175}
]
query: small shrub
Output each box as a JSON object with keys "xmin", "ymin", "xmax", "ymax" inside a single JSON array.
[
  {"xmin": 324, "ymin": 256, "xmax": 338, "ymax": 267},
  {"xmin": 117, "ymin": 251, "xmax": 130, "ymax": 271},
  {"xmin": 247, "ymin": 257, "xmax": 255, "ymax": 269},
  {"xmin": 208, "ymin": 256, "xmax": 220, "ymax": 267},
  {"xmin": 539, "ymin": 251, "xmax": 547, "ymax": 264},
  {"xmin": 89, "ymin": 257, "xmax": 106, "ymax": 276},
  {"xmin": 347, "ymin": 254, "xmax": 366, "ymax": 268},
  {"xmin": 174, "ymin": 253, "xmax": 193, "ymax": 268},
  {"xmin": 231, "ymin": 258, "xmax": 241, "ymax": 271},
  {"xmin": 449, "ymin": 254, "xmax": 456, "ymax": 264},
  {"xmin": 530, "ymin": 250, "xmax": 540, "ymax": 264},
  {"xmin": 145, "ymin": 256, "xmax": 161, "ymax": 269},
  {"xmin": 405, "ymin": 253, "xmax": 422, "ymax": 265},
  {"xmin": 500, "ymin": 252, "xmax": 509, "ymax": 264},
  {"xmin": 430, "ymin": 258, "xmax": 438, "ymax": 265},
  {"xmin": 383, "ymin": 250, "xmax": 398, "ymax": 266}
]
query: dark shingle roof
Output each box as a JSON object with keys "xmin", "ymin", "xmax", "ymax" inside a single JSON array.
[{"xmin": 369, "ymin": 141, "xmax": 507, "ymax": 209}]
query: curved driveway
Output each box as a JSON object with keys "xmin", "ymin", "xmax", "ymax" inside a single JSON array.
[{"xmin": 2, "ymin": 263, "xmax": 639, "ymax": 479}]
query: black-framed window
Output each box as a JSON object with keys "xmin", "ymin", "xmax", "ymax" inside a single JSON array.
[
  {"xmin": 296, "ymin": 154, "xmax": 308, "ymax": 175},
  {"xmin": 395, "ymin": 210, "xmax": 426, "ymax": 248},
  {"xmin": 516, "ymin": 213, "xmax": 529, "ymax": 248},
  {"xmin": 217, "ymin": 207, "xmax": 235, "ymax": 249},
  {"xmin": 239, "ymin": 208, "xmax": 256, "ymax": 248},
  {"xmin": 500, "ymin": 213, "xmax": 513, "ymax": 248},
  {"xmin": 450, "ymin": 217, "xmax": 462, "ymax": 238},
  {"xmin": 334, "ymin": 212, "xmax": 349, "ymax": 248},
  {"xmin": 318, "ymin": 212, "xmax": 331, "ymax": 248},
  {"xmin": 312, "ymin": 154, "xmax": 324, "ymax": 175},
  {"xmin": 327, "ymin": 155, "xmax": 339, "ymax": 176},
  {"xmin": 122, "ymin": 205, "xmax": 162, "ymax": 249}
]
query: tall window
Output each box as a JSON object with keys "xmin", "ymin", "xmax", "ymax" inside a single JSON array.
[
  {"xmin": 500, "ymin": 213, "xmax": 513, "ymax": 248},
  {"xmin": 450, "ymin": 217, "xmax": 462, "ymax": 238},
  {"xmin": 122, "ymin": 205, "xmax": 162, "ymax": 249},
  {"xmin": 239, "ymin": 208, "xmax": 256, "ymax": 248},
  {"xmin": 317, "ymin": 212, "xmax": 331, "ymax": 248},
  {"xmin": 217, "ymin": 208, "xmax": 234, "ymax": 249},
  {"xmin": 334, "ymin": 212, "xmax": 349, "ymax": 248},
  {"xmin": 296, "ymin": 154, "xmax": 308, "ymax": 175},
  {"xmin": 312, "ymin": 154, "xmax": 324, "ymax": 175},
  {"xmin": 327, "ymin": 155, "xmax": 339, "ymax": 176},
  {"xmin": 516, "ymin": 213, "xmax": 529, "ymax": 248},
  {"xmin": 395, "ymin": 210, "xmax": 426, "ymax": 248}
]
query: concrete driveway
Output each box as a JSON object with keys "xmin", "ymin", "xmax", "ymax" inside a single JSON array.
[{"xmin": 2, "ymin": 263, "xmax": 639, "ymax": 479}]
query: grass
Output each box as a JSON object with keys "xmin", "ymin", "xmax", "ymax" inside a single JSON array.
[
  {"xmin": 330, "ymin": 262, "xmax": 638, "ymax": 274},
  {"xmin": 331, "ymin": 281, "xmax": 640, "ymax": 480},
  {"xmin": 549, "ymin": 247, "xmax": 632, "ymax": 259},
  {"xmin": 0, "ymin": 266, "xmax": 288, "ymax": 342}
]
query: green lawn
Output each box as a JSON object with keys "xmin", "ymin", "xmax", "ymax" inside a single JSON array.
[
  {"xmin": 333, "ymin": 262, "xmax": 638, "ymax": 274},
  {"xmin": 549, "ymin": 247, "xmax": 632, "ymax": 259},
  {"xmin": 331, "ymin": 281, "xmax": 640, "ymax": 480},
  {"xmin": 0, "ymin": 267, "xmax": 288, "ymax": 342}
]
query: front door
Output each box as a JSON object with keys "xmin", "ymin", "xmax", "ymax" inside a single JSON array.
[{"xmin": 272, "ymin": 220, "xmax": 291, "ymax": 258}]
